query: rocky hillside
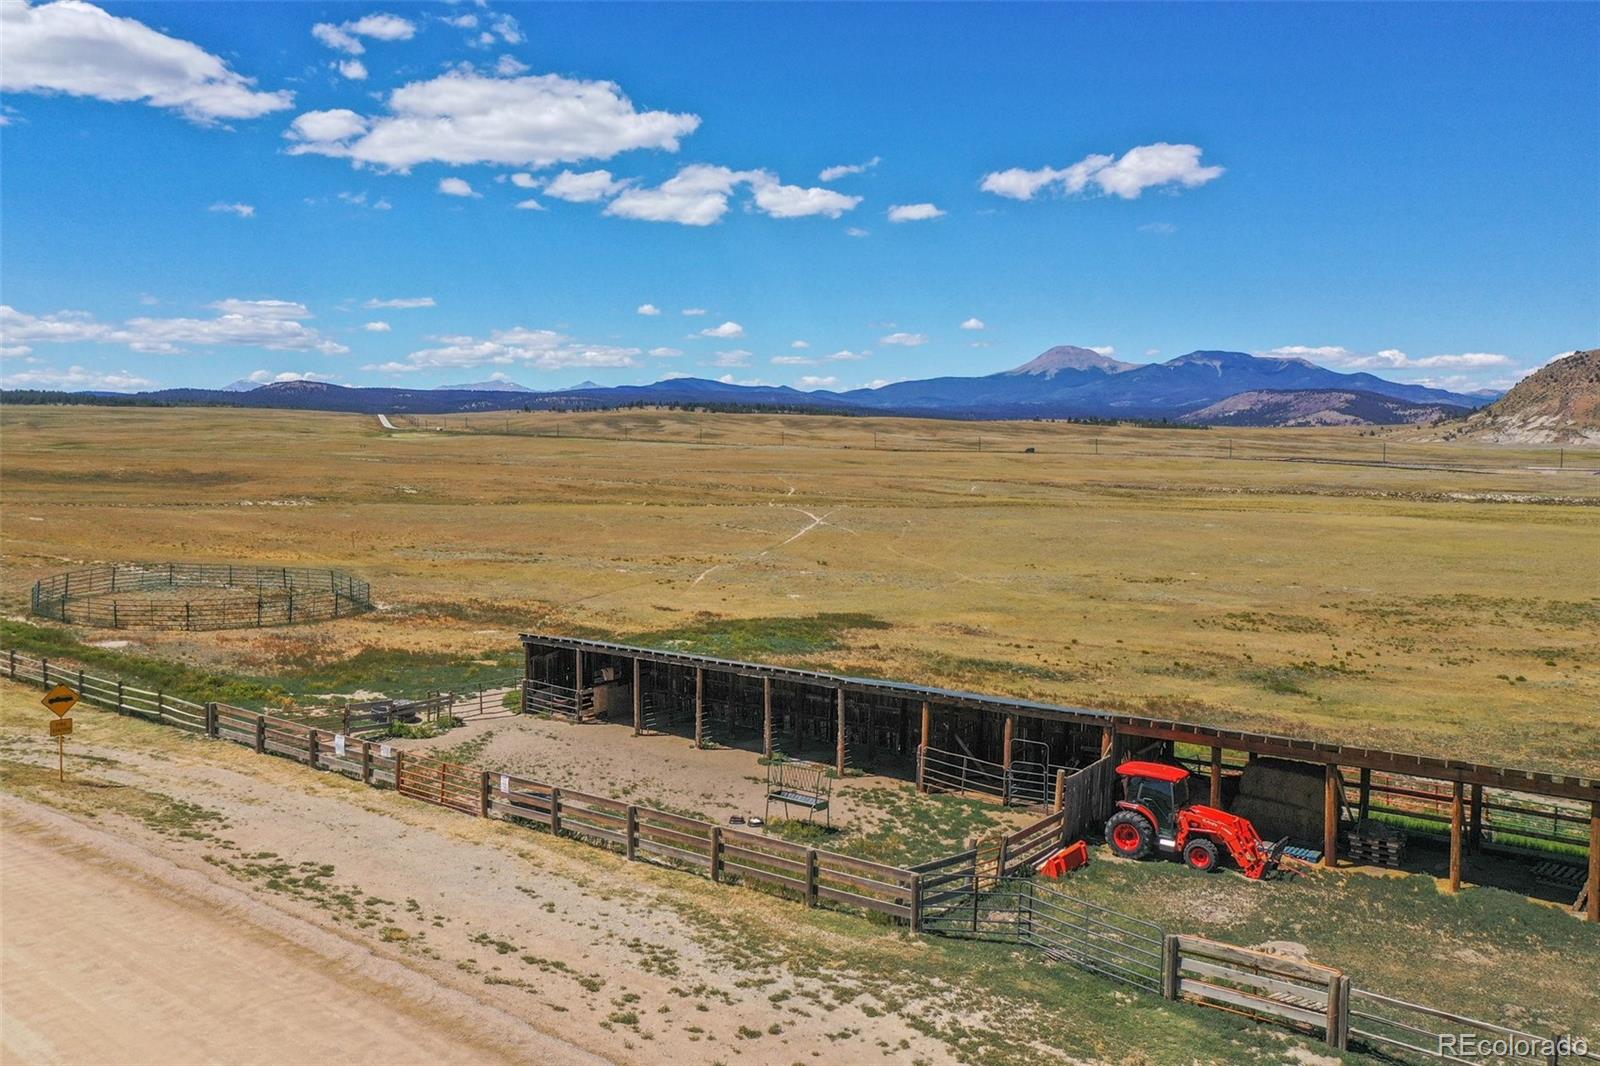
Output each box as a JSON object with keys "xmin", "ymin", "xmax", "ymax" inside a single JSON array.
[
  {"xmin": 1178, "ymin": 389, "xmax": 1468, "ymax": 427},
  {"xmin": 1453, "ymin": 349, "xmax": 1600, "ymax": 444}
]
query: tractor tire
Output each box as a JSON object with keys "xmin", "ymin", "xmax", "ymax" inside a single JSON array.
[
  {"xmin": 1105, "ymin": 811, "xmax": 1154, "ymax": 859},
  {"xmin": 1183, "ymin": 837, "xmax": 1221, "ymax": 873}
]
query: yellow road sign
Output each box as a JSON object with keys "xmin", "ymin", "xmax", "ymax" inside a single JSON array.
[
  {"xmin": 42, "ymin": 685, "xmax": 79, "ymax": 717},
  {"xmin": 50, "ymin": 717, "xmax": 73, "ymax": 737}
]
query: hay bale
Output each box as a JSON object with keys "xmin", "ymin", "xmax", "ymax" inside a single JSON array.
[{"xmin": 1231, "ymin": 758, "xmax": 1332, "ymax": 845}]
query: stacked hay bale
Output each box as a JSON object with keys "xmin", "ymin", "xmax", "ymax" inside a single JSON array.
[{"xmin": 1231, "ymin": 758, "xmax": 1335, "ymax": 849}]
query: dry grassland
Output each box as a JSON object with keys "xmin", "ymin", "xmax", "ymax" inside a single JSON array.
[{"xmin": 2, "ymin": 404, "xmax": 1597, "ymax": 776}]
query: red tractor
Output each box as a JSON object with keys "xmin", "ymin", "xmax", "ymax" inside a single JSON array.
[{"xmin": 1104, "ymin": 761, "xmax": 1288, "ymax": 880}]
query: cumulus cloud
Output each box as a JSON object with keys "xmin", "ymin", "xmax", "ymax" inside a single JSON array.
[
  {"xmin": 698, "ymin": 320, "xmax": 744, "ymax": 339},
  {"xmin": 0, "ymin": 0, "xmax": 292, "ymax": 123},
  {"xmin": 208, "ymin": 201, "xmax": 255, "ymax": 218},
  {"xmin": 311, "ymin": 13, "xmax": 416, "ymax": 55},
  {"xmin": 826, "ymin": 349, "xmax": 867, "ymax": 361},
  {"xmin": 845, "ymin": 227, "xmax": 869, "ymax": 238},
  {"xmin": 796, "ymin": 375, "xmax": 839, "ymax": 390},
  {"xmin": 1088, "ymin": 345, "xmax": 1116, "ymax": 356},
  {"xmin": 880, "ymin": 332, "xmax": 927, "ymax": 346},
  {"xmin": 513, "ymin": 197, "xmax": 543, "ymax": 210},
  {"xmin": 1259, "ymin": 345, "xmax": 1514, "ymax": 371},
  {"xmin": 1, "ymin": 301, "xmax": 348, "ymax": 356},
  {"xmin": 747, "ymin": 174, "xmax": 860, "ymax": 219},
  {"xmin": 818, "ymin": 156, "xmax": 880, "ymax": 182},
  {"xmin": 771, "ymin": 355, "xmax": 816, "ymax": 366},
  {"xmin": 438, "ymin": 176, "xmax": 478, "ymax": 197},
  {"xmin": 681, "ymin": 308, "xmax": 708, "ymax": 316},
  {"xmin": 284, "ymin": 69, "xmax": 700, "ymax": 171},
  {"xmin": 247, "ymin": 369, "xmax": 335, "ymax": 384},
  {"xmin": 603, "ymin": 164, "xmax": 860, "ymax": 225},
  {"xmin": 710, "ymin": 349, "xmax": 751, "ymax": 367},
  {"xmin": 0, "ymin": 363, "xmax": 155, "ymax": 391},
  {"xmin": 363, "ymin": 296, "xmax": 435, "ymax": 309},
  {"xmin": 543, "ymin": 169, "xmax": 627, "ymax": 203},
  {"xmin": 378, "ymin": 326, "xmax": 641, "ymax": 372},
  {"xmin": 364, "ymin": 321, "xmax": 391, "ymax": 332},
  {"xmin": 791, "ymin": 340, "xmax": 810, "ymax": 349},
  {"xmin": 337, "ymin": 60, "xmax": 367, "ymax": 81},
  {"xmin": 960, "ymin": 317, "xmax": 985, "ymax": 331},
  {"xmin": 981, "ymin": 143, "xmax": 1223, "ymax": 201},
  {"xmin": 636, "ymin": 303, "xmax": 661, "ymax": 316},
  {"xmin": 887, "ymin": 203, "xmax": 944, "ymax": 223},
  {"xmin": 647, "ymin": 346, "xmax": 682, "ymax": 358}
]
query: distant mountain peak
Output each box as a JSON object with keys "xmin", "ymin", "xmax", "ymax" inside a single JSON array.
[
  {"xmin": 435, "ymin": 378, "xmax": 534, "ymax": 393},
  {"xmin": 218, "ymin": 379, "xmax": 262, "ymax": 392},
  {"xmin": 558, "ymin": 380, "xmax": 601, "ymax": 392},
  {"xmin": 1003, "ymin": 345, "xmax": 1135, "ymax": 378}
]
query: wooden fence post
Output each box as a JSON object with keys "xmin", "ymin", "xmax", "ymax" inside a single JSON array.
[
  {"xmin": 709, "ymin": 827, "xmax": 723, "ymax": 882},
  {"xmin": 1587, "ymin": 801, "xmax": 1599, "ymax": 922},
  {"xmin": 394, "ymin": 750, "xmax": 404, "ymax": 791},
  {"xmin": 361, "ymin": 742, "xmax": 373, "ymax": 785},
  {"xmin": 7, "ymin": 650, "xmax": 14, "ymax": 678},
  {"xmin": 550, "ymin": 786, "xmax": 563, "ymax": 835},
  {"xmin": 908, "ymin": 873, "xmax": 922, "ymax": 932},
  {"xmin": 1161, "ymin": 935, "xmax": 1180, "ymax": 1000},
  {"xmin": 156, "ymin": 690, "xmax": 164, "ymax": 719},
  {"xmin": 41, "ymin": 657, "xmax": 49, "ymax": 686},
  {"xmin": 626, "ymin": 806, "xmax": 638, "ymax": 861},
  {"xmin": 308, "ymin": 729, "xmax": 319, "ymax": 768},
  {"xmin": 254, "ymin": 715, "xmax": 266, "ymax": 754},
  {"xmin": 77, "ymin": 668, "xmax": 85, "ymax": 696},
  {"xmin": 1326, "ymin": 973, "xmax": 1348, "ymax": 1049},
  {"xmin": 116, "ymin": 679, "xmax": 124, "ymax": 714},
  {"xmin": 1449, "ymin": 780, "xmax": 1465, "ymax": 892},
  {"xmin": 805, "ymin": 849, "xmax": 819, "ymax": 907},
  {"xmin": 1054, "ymin": 768, "xmax": 1066, "ymax": 812},
  {"xmin": 478, "ymin": 772, "xmax": 490, "ymax": 818},
  {"xmin": 205, "ymin": 702, "xmax": 218, "ymax": 738},
  {"xmin": 916, "ymin": 745, "xmax": 927, "ymax": 793}
]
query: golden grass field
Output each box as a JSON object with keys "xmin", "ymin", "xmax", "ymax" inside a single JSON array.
[{"xmin": 3, "ymin": 403, "xmax": 1597, "ymax": 776}]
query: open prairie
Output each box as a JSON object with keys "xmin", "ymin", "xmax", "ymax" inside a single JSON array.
[{"xmin": 2, "ymin": 403, "xmax": 1597, "ymax": 776}]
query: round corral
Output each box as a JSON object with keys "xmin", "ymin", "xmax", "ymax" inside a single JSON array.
[{"xmin": 29, "ymin": 563, "xmax": 373, "ymax": 631}]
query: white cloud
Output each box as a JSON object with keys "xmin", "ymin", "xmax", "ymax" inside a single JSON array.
[
  {"xmin": 312, "ymin": 13, "xmax": 416, "ymax": 55},
  {"xmin": 364, "ymin": 321, "xmax": 391, "ymax": 332},
  {"xmin": 771, "ymin": 355, "xmax": 816, "ymax": 366},
  {"xmin": 337, "ymin": 59, "xmax": 368, "ymax": 81},
  {"xmin": 494, "ymin": 54, "xmax": 528, "ymax": 77},
  {"xmin": 0, "ymin": 301, "xmax": 347, "ymax": 356},
  {"xmin": 1258, "ymin": 345, "xmax": 1514, "ymax": 371},
  {"xmin": 288, "ymin": 108, "xmax": 368, "ymax": 144},
  {"xmin": 248, "ymin": 369, "xmax": 335, "ymax": 384},
  {"xmin": 715, "ymin": 374, "xmax": 771, "ymax": 386},
  {"xmin": 386, "ymin": 326, "xmax": 641, "ymax": 372},
  {"xmin": 636, "ymin": 304, "xmax": 661, "ymax": 316},
  {"xmin": 797, "ymin": 375, "xmax": 839, "ymax": 390},
  {"xmin": 960, "ymin": 317, "xmax": 985, "ymax": 331},
  {"xmin": 0, "ymin": 363, "xmax": 155, "ymax": 391},
  {"xmin": 284, "ymin": 70, "xmax": 700, "ymax": 171},
  {"xmin": 363, "ymin": 296, "xmax": 435, "ymax": 309},
  {"xmin": 509, "ymin": 172, "xmax": 538, "ymax": 189},
  {"xmin": 490, "ymin": 14, "xmax": 522, "ymax": 43},
  {"xmin": 681, "ymin": 307, "xmax": 707, "ymax": 316},
  {"xmin": 543, "ymin": 168, "xmax": 627, "ymax": 203},
  {"xmin": 880, "ymin": 332, "xmax": 927, "ymax": 347},
  {"xmin": 791, "ymin": 340, "xmax": 810, "ymax": 349},
  {"xmin": 887, "ymin": 203, "xmax": 944, "ymax": 223},
  {"xmin": 443, "ymin": 13, "xmax": 478, "ymax": 29},
  {"xmin": 981, "ymin": 143, "xmax": 1224, "ymax": 201},
  {"xmin": 845, "ymin": 227, "xmax": 869, "ymax": 238},
  {"xmin": 861, "ymin": 378, "xmax": 895, "ymax": 390},
  {"xmin": 1088, "ymin": 345, "xmax": 1116, "ymax": 357},
  {"xmin": 818, "ymin": 156, "xmax": 880, "ymax": 182},
  {"xmin": 438, "ymin": 176, "xmax": 478, "ymax": 198},
  {"xmin": 698, "ymin": 320, "xmax": 744, "ymax": 339},
  {"xmin": 710, "ymin": 349, "xmax": 751, "ymax": 367},
  {"xmin": 604, "ymin": 164, "xmax": 860, "ymax": 225},
  {"xmin": 513, "ymin": 197, "xmax": 543, "ymax": 211},
  {"xmin": 1145, "ymin": 348, "xmax": 1161, "ymax": 357},
  {"xmin": 208, "ymin": 202, "xmax": 255, "ymax": 218},
  {"xmin": 747, "ymin": 174, "xmax": 860, "ymax": 219},
  {"xmin": 1138, "ymin": 221, "xmax": 1177, "ymax": 235},
  {"xmin": 826, "ymin": 349, "xmax": 867, "ymax": 361},
  {"xmin": 648, "ymin": 346, "xmax": 682, "ymax": 358},
  {"xmin": 0, "ymin": 0, "xmax": 293, "ymax": 123}
]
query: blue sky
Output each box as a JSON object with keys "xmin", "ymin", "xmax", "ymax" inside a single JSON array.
[{"xmin": 2, "ymin": 1, "xmax": 1595, "ymax": 394}]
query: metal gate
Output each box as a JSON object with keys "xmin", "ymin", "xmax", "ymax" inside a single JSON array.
[
  {"xmin": 396, "ymin": 753, "xmax": 480, "ymax": 814},
  {"xmin": 1007, "ymin": 738, "xmax": 1052, "ymax": 806}
]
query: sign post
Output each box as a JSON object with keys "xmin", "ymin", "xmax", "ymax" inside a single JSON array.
[{"xmin": 43, "ymin": 685, "xmax": 78, "ymax": 783}]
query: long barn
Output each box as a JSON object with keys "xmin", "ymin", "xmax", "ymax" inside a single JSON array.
[{"xmin": 520, "ymin": 632, "xmax": 1600, "ymax": 917}]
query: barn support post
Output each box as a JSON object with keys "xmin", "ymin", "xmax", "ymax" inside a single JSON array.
[
  {"xmin": 762, "ymin": 677, "xmax": 773, "ymax": 759},
  {"xmin": 835, "ymin": 688, "xmax": 846, "ymax": 775},
  {"xmin": 1587, "ymin": 801, "xmax": 1599, "ymax": 922},
  {"xmin": 1357, "ymin": 767, "xmax": 1371, "ymax": 823},
  {"xmin": 1054, "ymin": 768, "xmax": 1066, "ymax": 812},
  {"xmin": 574, "ymin": 649, "xmax": 584, "ymax": 707},
  {"xmin": 1449, "ymin": 780, "xmax": 1465, "ymax": 892},
  {"xmin": 632, "ymin": 658, "xmax": 642, "ymax": 737},
  {"xmin": 916, "ymin": 701, "xmax": 932, "ymax": 793},
  {"xmin": 1323, "ymin": 764, "xmax": 1339, "ymax": 868},
  {"xmin": 1469, "ymin": 783, "xmax": 1484, "ymax": 853},
  {"xmin": 1001, "ymin": 715, "xmax": 1015, "ymax": 804},
  {"xmin": 1100, "ymin": 724, "xmax": 1119, "ymax": 763},
  {"xmin": 1209, "ymin": 746, "xmax": 1223, "ymax": 808},
  {"xmin": 694, "ymin": 667, "xmax": 704, "ymax": 749}
]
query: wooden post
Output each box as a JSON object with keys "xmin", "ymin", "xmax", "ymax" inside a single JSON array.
[
  {"xmin": 1100, "ymin": 724, "xmax": 1118, "ymax": 761},
  {"xmin": 1449, "ymin": 780, "xmax": 1465, "ymax": 892},
  {"xmin": 205, "ymin": 702, "xmax": 218, "ymax": 738},
  {"xmin": 1326, "ymin": 974, "xmax": 1348, "ymax": 1050},
  {"xmin": 694, "ymin": 667, "xmax": 704, "ymax": 749},
  {"xmin": 709, "ymin": 827, "xmax": 723, "ymax": 882},
  {"xmin": 550, "ymin": 786, "xmax": 563, "ymax": 835},
  {"xmin": 478, "ymin": 772, "xmax": 490, "ymax": 818},
  {"xmin": 361, "ymin": 741, "xmax": 373, "ymax": 785},
  {"xmin": 908, "ymin": 873, "xmax": 922, "ymax": 933},
  {"xmin": 1209, "ymin": 747, "xmax": 1223, "ymax": 808},
  {"xmin": 920, "ymin": 700, "xmax": 931, "ymax": 752},
  {"xmin": 917, "ymin": 744, "xmax": 927, "ymax": 793},
  {"xmin": 762, "ymin": 677, "xmax": 773, "ymax": 759},
  {"xmin": 1469, "ymin": 783, "xmax": 1484, "ymax": 853},
  {"xmin": 805, "ymin": 849, "xmax": 819, "ymax": 907},
  {"xmin": 308, "ymin": 729, "xmax": 319, "ymax": 767},
  {"xmin": 1323, "ymin": 764, "xmax": 1339, "ymax": 867},
  {"xmin": 394, "ymin": 750, "xmax": 405, "ymax": 791},
  {"xmin": 632, "ymin": 658, "xmax": 642, "ymax": 736},
  {"xmin": 1161, "ymin": 935, "xmax": 1180, "ymax": 1000},
  {"xmin": 626, "ymin": 806, "xmax": 638, "ymax": 861},
  {"xmin": 835, "ymin": 688, "xmax": 846, "ymax": 775},
  {"xmin": 342, "ymin": 707, "xmax": 352, "ymax": 735},
  {"xmin": 116, "ymin": 679, "xmax": 124, "ymax": 715},
  {"xmin": 1587, "ymin": 801, "xmax": 1599, "ymax": 922},
  {"xmin": 254, "ymin": 714, "xmax": 266, "ymax": 754},
  {"xmin": 1357, "ymin": 767, "xmax": 1371, "ymax": 823},
  {"xmin": 1054, "ymin": 768, "xmax": 1066, "ymax": 812},
  {"xmin": 574, "ymin": 648, "xmax": 583, "ymax": 710}
]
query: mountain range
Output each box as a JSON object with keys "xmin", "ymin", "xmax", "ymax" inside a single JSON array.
[{"xmin": 6, "ymin": 346, "xmax": 1497, "ymax": 426}]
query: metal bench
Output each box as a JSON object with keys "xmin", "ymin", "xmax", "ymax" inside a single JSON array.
[{"xmin": 764, "ymin": 757, "xmax": 832, "ymax": 826}]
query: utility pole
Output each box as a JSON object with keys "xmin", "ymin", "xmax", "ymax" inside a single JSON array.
[{"xmin": 1227, "ymin": 438, "xmax": 1233, "ymax": 459}]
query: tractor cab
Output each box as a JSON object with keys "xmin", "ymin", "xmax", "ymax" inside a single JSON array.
[{"xmin": 1114, "ymin": 761, "xmax": 1191, "ymax": 837}]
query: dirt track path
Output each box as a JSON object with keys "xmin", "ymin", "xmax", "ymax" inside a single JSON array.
[{"xmin": 1, "ymin": 804, "xmax": 578, "ymax": 1066}]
